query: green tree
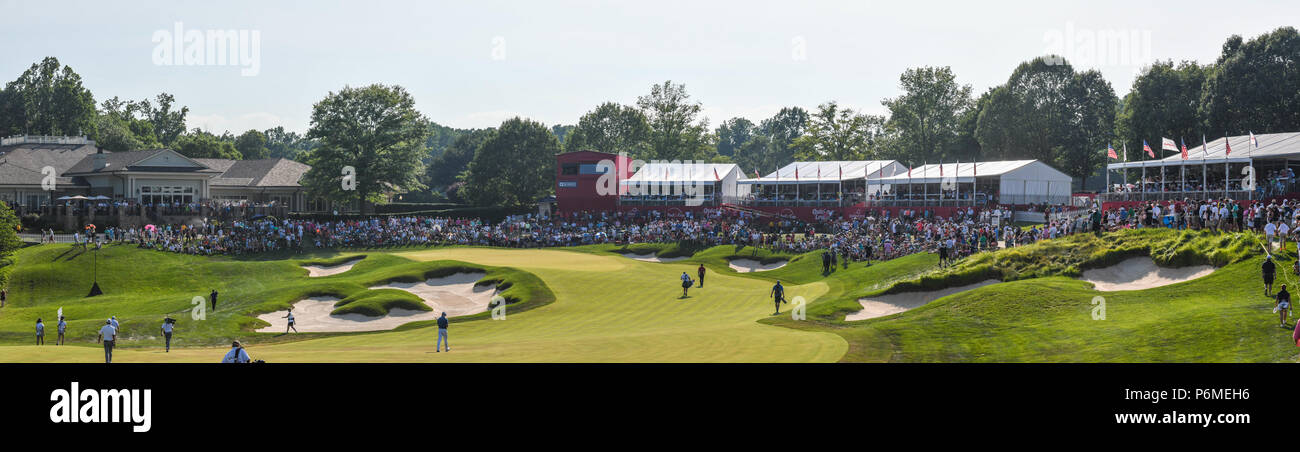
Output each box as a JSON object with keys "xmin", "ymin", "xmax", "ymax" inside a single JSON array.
[
  {"xmin": 0, "ymin": 201, "xmax": 21, "ymax": 290},
  {"xmin": 175, "ymin": 130, "xmax": 242, "ymax": 159},
  {"xmin": 755, "ymin": 107, "xmax": 809, "ymax": 169},
  {"xmin": 460, "ymin": 117, "xmax": 558, "ymax": 208},
  {"xmin": 881, "ymin": 66, "xmax": 974, "ymax": 163},
  {"xmin": 263, "ymin": 126, "xmax": 319, "ymax": 161},
  {"xmin": 975, "ymin": 56, "xmax": 1117, "ymax": 185},
  {"xmin": 0, "ymin": 57, "xmax": 97, "ymax": 137},
  {"xmin": 1201, "ymin": 26, "xmax": 1300, "ymax": 134},
  {"xmin": 792, "ymin": 101, "xmax": 885, "ymax": 161},
  {"xmin": 636, "ymin": 81, "xmax": 714, "ymax": 161},
  {"xmin": 1117, "ymin": 60, "xmax": 1207, "ymax": 149},
  {"xmin": 136, "ymin": 93, "xmax": 189, "ymax": 146},
  {"xmin": 303, "ymin": 84, "xmax": 429, "ymax": 213},
  {"xmin": 426, "ymin": 128, "xmax": 494, "ymax": 191},
  {"xmin": 715, "ymin": 117, "xmax": 754, "ymax": 157},
  {"xmin": 551, "ymin": 124, "xmax": 575, "ymax": 146},
  {"xmin": 731, "ymin": 134, "xmax": 774, "ymax": 176},
  {"xmin": 564, "ymin": 102, "xmax": 651, "ymax": 157},
  {"xmin": 234, "ymin": 129, "xmax": 269, "ymax": 159}
]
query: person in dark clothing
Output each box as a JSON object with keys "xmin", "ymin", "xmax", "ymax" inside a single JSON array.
[
  {"xmin": 1277, "ymin": 285, "xmax": 1293, "ymax": 328},
  {"xmin": 697, "ymin": 264, "xmax": 706, "ymax": 288},
  {"xmin": 436, "ymin": 312, "xmax": 450, "ymax": 352},
  {"xmin": 210, "ymin": 289, "xmax": 219, "ymax": 311},
  {"xmin": 770, "ymin": 281, "xmax": 786, "ymax": 315},
  {"xmin": 821, "ymin": 252, "xmax": 831, "ymax": 274},
  {"xmin": 1263, "ymin": 256, "xmax": 1277, "ymax": 296}
]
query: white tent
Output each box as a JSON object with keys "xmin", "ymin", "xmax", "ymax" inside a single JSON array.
[
  {"xmin": 738, "ymin": 160, "xmax": 905, "ymax": 184},
  {"xmin": 874, "ymin": 160, "xmax": 1072, "ymax": 205},
  {"xmin": 619, "ymin": 163, "xmax": 748, "ymax": 204}
]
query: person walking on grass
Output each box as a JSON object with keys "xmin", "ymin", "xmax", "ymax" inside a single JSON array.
[
  {"xmin": 680, "ymin": 271, "xmax": 692, "ymax": 297},
  {"xmin": 97, "ymin": 319, "xmax": 117, "ymax": 363},
  {"xmin": 160, "ymin": 316, "xmax": 175, "ymax": 352},
  {"xmin": 770, "ymin": 280, "xmax": 786, "ymax": 315},
  {"xmin": 697, "ymin": 264, "xmax": 706, "ymax": 288},
  {"xmin": 1, "ymin": 286, "xmax": 7, "ymax": 308},
  {"xmin": 209, "ymin": 289, "xmax": 218, "ymax": 312},
  {"xmin": 436, "ymin": 312, "xmax": 450, "ymax": 352},
  {"xmin": 283, "ymin": 309, "xmax": 297, "ymax": 333},
  {"xmin": 221, "ymin": 341, "xmax": 250, "ymax": 363},
  {"xmin": 56, "ymin": 316, "xmax": 66, "ymax": 345},
  {"xmin": 35, "ymin": 318, "xmax": 44, "ymax": 345},
  {"xmin": 1264, "ymin": 255, "xmax": 1277, "ymax": 296},
  {"xmin": 1277, "ymin": 284, "xmax": 1294, "ymax": 328}
]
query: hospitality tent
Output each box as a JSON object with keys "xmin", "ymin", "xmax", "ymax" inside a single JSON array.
[
  {"xmin": 873, "ymin": 160, "xmax": 1072, "ymax": 205},
  {"xmin": 1103, "ymin": 132, "xmax": 1300, "ymax": 201},
  {"xmin": 618, "ymin": 162, "xmax": 747, "ymax": 206},
  {"xmin": 736, "ymin": 160, "xmax": 906, "ymax": 206}
]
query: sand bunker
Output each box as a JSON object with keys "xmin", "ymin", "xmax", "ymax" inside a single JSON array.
[
  {"xmin": 846, "ymin": 280, "xmax": 1000, "ymax": 321},
  {"xmin": 256, "ymin": 272, "xmax": 496, "ymax": 333},
  {"xmin": 1079, "ymin": 257, "xmax": 1214, "ymax": 291},
  {"xmin": 303, "ymin": 257, "xmax": 364, "ymax": 277},
  {"xmin": 728, "ymin": 258, "xmax": 787, "ymax": 273},
  {"xmin": 624, "ymin": 253, "xmax": 687, "ymax": 263}
]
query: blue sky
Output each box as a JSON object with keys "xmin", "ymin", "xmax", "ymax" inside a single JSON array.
[{"xmin": 2, "ymin": 0, "xmax": 1297, "ymax": 134}]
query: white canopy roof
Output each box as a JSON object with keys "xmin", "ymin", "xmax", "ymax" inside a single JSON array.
[
  {"xmin": 738, "ymin": 160, "xmax": 899, "ymax": 184},
  {"xmin": 1107, "ymin": 132, "xmax": 1300, "ymax": 169},
  {"xmin": 874, "ymin": 160, "xmax": 1055, "ymax": 184},
  {"xmin": 620, "ymin": 163, "xmax": 741, "ymax": 184}
]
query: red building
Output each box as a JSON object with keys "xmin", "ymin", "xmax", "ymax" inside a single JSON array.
[{"xmin": 555, "ymin": 150, "xmax": 633, "ymax": 214}]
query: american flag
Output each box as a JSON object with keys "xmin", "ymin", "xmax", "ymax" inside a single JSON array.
[{"xmin": 1143, "ymin": 140, "xmax": 1155, "ymax": 158}]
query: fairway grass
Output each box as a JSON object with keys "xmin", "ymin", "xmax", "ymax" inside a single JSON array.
[
  {"xmin": 0, "ymin": 245, "xmax": 845, "ymax": 362},
  {"xmin": 2, "ymin": 228, "xmax": 1291, "ymax": 363}
]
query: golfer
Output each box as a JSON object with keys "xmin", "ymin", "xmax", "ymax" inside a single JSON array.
[
  {"xmin": 283, "ymin": 309, "xmax": 297, "ymax": 333},
  {"xmin": 209, "ymin": 289, "xmax": 218, "ymax": 312},
  {"xmin": 770, "ymin": 280, "xmax": 786, "ymax": 315},
  {"xmin": 697, "ymin": 264, "xmax": 706, "ymax": 288},
  {"xmin": 56, "ymin": 316, "xmax": 66, "ymax": 345},
  {"xmin": 1266, "ymin": 220, "xmax": 1279, "ymax": 250},
  {"xmin": 35, "ymin": 318, "xmax": 44, "ymax": 345},
  {"xmin": 1264, "ymin": 255, "xmax": 1277, "ymax": 296},
  {"xmin": 436, "ymin": 312, "xmax": 450, "ymax": 352},
  {"xmin": 680, "ymin": 271, "xmax": 692, "ymax": 297},
  {"xmin": 1, "ymin": 286, "xmax": 6, "ymax": 307},
  {"xmin": 97, "ymin": 319, "xmax": 117, "ymax": 364},
  {"xmin": 221, "ymin": 341, "xmax": 251, "ymax": 363},
  {"xmin": 1277, "ymin": 284, "xmax": 1294, "ymax": 328},
  {"xmin": 160, "ymin": 316, "xmax": 174, "ymax": 352}
]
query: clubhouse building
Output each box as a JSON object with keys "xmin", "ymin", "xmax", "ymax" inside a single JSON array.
[{"xmin": 0, "ymin": 135, "xmax": 320, "ymax": 221}]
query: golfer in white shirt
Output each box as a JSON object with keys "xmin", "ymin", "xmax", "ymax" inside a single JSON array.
[
  {"xmin": 1266, "ymin": 221, "xmax": 1278, "ymax": 249},
  {"xmin": 97, "ymin": 320, "xmax": 117, "ymax": 363}
]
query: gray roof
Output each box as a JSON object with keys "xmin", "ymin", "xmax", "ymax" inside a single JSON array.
[
  {"xmin": 0, "ymin": 143, "xmax": 98, "ymax": 175},
  {"xmin": 3, "ymin": 144, "xmax": 309, "ymax": 189},
  {"xmin": 209, "ymin": 158, "xmax": 310, "ymax": 187}
]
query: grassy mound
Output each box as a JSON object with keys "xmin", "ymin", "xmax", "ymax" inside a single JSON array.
[
  {"xmin": 762, "ymin": 228, "xmax": 1290, "ymax": 362},
  {"xmin": 887, "ymin": 229, "xmax": 1259, "ymax": 294},
  {"xmin": 0, "ymin": 244, "xmax": 554, "ymax": 347}
]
